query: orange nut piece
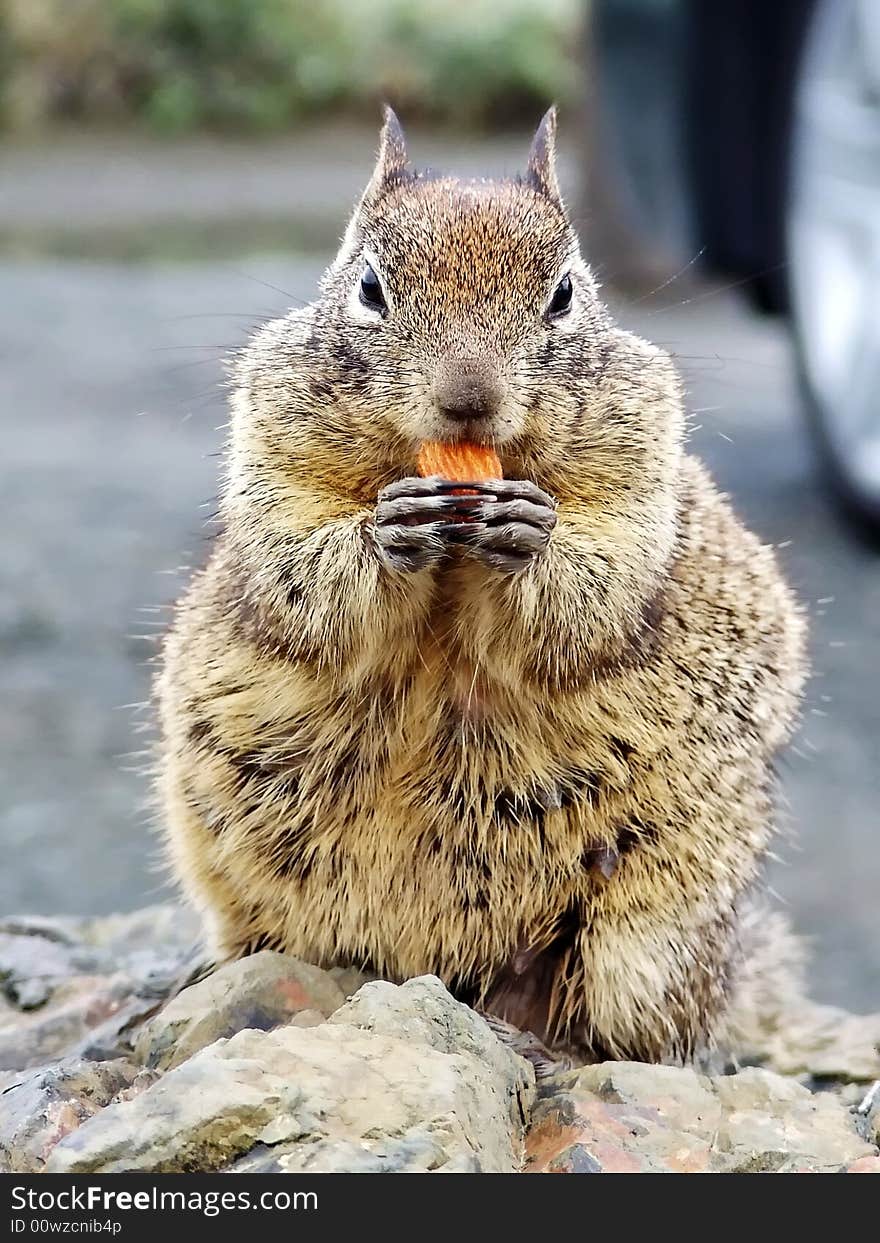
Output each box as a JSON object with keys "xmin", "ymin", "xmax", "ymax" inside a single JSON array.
[{"xmin": 416, "ymin": 441, "xmax": 502, "ymax": 483}]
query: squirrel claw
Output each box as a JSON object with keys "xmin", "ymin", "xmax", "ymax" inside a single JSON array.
[
  {"xmin": 480, "ymin": 1012, "xmax": 574, "ymax": 1079},
  {"xmin": 373, "ymin": 521, "xmax": 447, "ymax": 574},
  {"xmin": 374, "ymin": 476, "xmax": 478, "ymax": 572},
  {"xmin": 374, "ymin": 476, "xmax": 556, "ymax": 574},
  {"xmin": 454, "ymin": 480, "xmax": 557, "ymax": 573}
]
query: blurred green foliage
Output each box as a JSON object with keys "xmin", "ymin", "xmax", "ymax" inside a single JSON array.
[{"xmin": 1, "ymin": 0, "xmax": 581, "ymax": 133}]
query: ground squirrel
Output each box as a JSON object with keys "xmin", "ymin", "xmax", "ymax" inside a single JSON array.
[{"xmin": 156, "ymin": 108, "xmax": 808, "ymax": 1064}]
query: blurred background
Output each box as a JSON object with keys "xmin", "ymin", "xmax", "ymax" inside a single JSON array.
[{"xmin": 1, "ymin": 0, "xmax": 877, "ymax": 1011}]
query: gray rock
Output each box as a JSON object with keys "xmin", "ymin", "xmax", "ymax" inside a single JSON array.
[
  {"xmin": 288, "ymin": 1009, "xmax": 325, "ymax": 1028},
  {"xmin": 854, "ymin": 1079, "xmax": 880, "ymax": 1146},
  {"xmin": 0, "ymin": 927, "xmax": 114, "ymax": 1012},
  {"xmin": 134, "ymin": 952, "xmax": 347, "ymax": 1071},
  {"xmin": 4, "ymin": 903, "xmax": 878, "ymax": 1176},
  {"xmin": 0, "ymin": 905, "xmax": 203, "ymax": 1072},
  {"xmin": 71, "ymin": 906, "xmax": 202, "ymax": 958},
  {"xmin": 577, "ymin": 1060, "xmax": 722, "ymax": 1132},
  {"xmin": 330, "ymin": 975, "xmax": 534, "ymax": 1135},
  {"xmin": 48, "ymin": 980, "xmax": 533, "ymax": 1174},
  {"xmin": 526, "ymin": 1061, "xmax": 878, "ymax": 1173},
  {"xmin": 0, "ymin": 975, "xmax": 146, "ymax": 1072},
  {"xmin": 228, "ymin": 1130, "xmax": 476, "ymax": 1173},
  {"xmin": 738, "ymin": 997, "xmax": 880, "ymax": 1083},
  {"xmin": 847, "ymin": 1155, "xmax": 880, "ymax": 1172},
  {"xmin": 713, "ymin": 1067, "xmax": 873, "ymax": 1172},
  {"xmin": 13, "ymin": 903, "xmax": 197, "ymax": 971},
  {"xmin": 0, "ymin": 1057, "xmax": 140, "ymax": 1173}
]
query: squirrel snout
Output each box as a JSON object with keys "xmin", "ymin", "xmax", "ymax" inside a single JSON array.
[{"xmin": 433, "ymin": 357, "xmax": 504, "ymax": 422}]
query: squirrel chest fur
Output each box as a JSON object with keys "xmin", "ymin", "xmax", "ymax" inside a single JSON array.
[{"xmin": 156, "ymin": 109, "xmax": 807, "ymax": 1064}]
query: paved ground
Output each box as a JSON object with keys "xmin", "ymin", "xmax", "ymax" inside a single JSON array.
[{"xmin": 0, "ymin": 131, "xmax": 877, "ymax": 1011}]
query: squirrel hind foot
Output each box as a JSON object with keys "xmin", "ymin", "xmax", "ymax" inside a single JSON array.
[{"xmin": 480, "ymin": 1011, "xmax": 576, "ymax": 1080}]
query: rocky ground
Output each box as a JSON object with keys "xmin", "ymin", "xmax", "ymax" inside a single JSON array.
[{"xmin": 1, "ymin": 906, "xmax": 878, "ymax": 1174}]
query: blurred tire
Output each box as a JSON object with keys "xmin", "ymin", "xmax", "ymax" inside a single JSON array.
[
  {"xmin": 682, "ymin": 0, "xmax": 810, "ymax": 315},
  {"xmin": 788, "ymin": 0, "xmax": 880, "ymax": 533}
]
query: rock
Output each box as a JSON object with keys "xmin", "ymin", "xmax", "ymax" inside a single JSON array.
[
  {"xmin": 713, "ymin": 1067, "xmax": 873, "ymax": 1172},
  {"xmin": 525, "ymin": 1063, "xmax": 720, "ymax": 1173},
  {"xmin": 525, "ymin": 1061, "xmax": 877, "ymax": 1174},
  {"xmin": 0, "ymin": 907, "xmax": 200, "ymax": 991},
  {"xmin": 70, "ymin": 906, "xmax": 202, "ymax": 959},
  {"xmin": 134, "ymin": 952, "xmax": 347, "ymax": 1071},
  {"xmin": 329, "ymin": 975, "xmax": 533, "ymax": 1135},
  {"xmin": 289, "ymin": 1009, "xmax": 325, "ymax": 1028},
  {"xmin": 228, "ymin": 1132, "xmax": 481, "ymax": 1173},
  {"xmin": 48, "ymin": 978, "xmax": 533, "ymax": 1174},
  {"xmin": 3, "ymin": 903, "xmax": 878, "ymax": 1175},
  {"xmin": 741, "ymin": 998, "xmax": 880, "ymax": 1083},
  {"xmin": 0, "ymin": 975, "xmax": 156, "ymax": 1072},
  {"xmin": 855, "ymin": 1079, "xmax": 880, "ymax": 1147},
  {"xmin": 0, "ymin": 931, "xmax": 92, "ymax": 1011},
  {"xmin": 0, "ymin": 905, "xmax": 202, "ymax": 1072},
  {"xmin": 847, "ymin": 1155, "xmax": 880, "ymax": 1173},
  {"xmin": 0, "ymin": 1057, "xmax": 140, "ymax": 1173}
]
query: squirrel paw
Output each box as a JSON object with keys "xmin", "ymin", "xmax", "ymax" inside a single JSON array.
[
  {"xmin": 447, "ymin": 478, "xmax": 558, "ymax": 574},
  {"xmin": 373, "ymin": 476, "xmax": 481, "ymax": 573},
  {"xmin": 480, "ymin": 1012, "xmax": 575, "ymax": 1080}
]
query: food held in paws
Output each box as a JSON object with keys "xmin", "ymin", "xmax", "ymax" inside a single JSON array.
[{"xmin": 416, "ymin": 441, "xmax": 502, "ymax": 484}]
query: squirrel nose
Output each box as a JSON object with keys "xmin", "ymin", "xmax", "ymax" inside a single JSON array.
[{"xmin": 433, "ymin": 357, "xmax": 503, "ymax": 422}]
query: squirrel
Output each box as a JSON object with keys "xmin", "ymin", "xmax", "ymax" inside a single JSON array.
[{"xmin": 155, "ymin": 108, "xmax": 808, "ymax": 1065}]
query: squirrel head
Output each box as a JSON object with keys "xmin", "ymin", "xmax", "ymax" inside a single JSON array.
[{"xmin": 231, "ymin": 109, "xmax": 683, "ymax": 516}]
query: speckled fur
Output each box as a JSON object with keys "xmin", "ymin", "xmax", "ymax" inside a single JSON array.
[{"xmin": 156, "ymin": 110, "xmax": 807, "ymax": 1063}]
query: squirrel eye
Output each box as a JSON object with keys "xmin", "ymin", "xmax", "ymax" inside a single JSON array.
[
  {"xmin": 359, "ymin": 263, "xmax": 387, "ymax": 313},
  {"xmin": 547, "ymin": 273, "xmax": 573, "ymax": 318}
]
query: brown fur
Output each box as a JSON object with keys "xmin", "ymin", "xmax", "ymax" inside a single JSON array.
[{"xmin": 155, "ymin": 109, "xmax": 807, "ymax": 1063}]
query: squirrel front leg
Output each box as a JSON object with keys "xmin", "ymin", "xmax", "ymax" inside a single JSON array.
[
  {"xmin": 225, "ymin": 512, "xmax": 431, "ymax": 673},
  {"xmin": 228, "ymin": 479, "xmax": 484, "ymax": 669},
  {"xmin": 451, "ymin": 488, "xmax": 666, "ymax": 688}
]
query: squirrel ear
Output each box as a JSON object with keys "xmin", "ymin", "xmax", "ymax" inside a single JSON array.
[
  {"xmin": 328, "ymin": 106, "xmax": 409, "ymax": 278},
  {"xmin": 526, "ymin": 106, "xmax": 562, "ymax": 205},
  {"xmin": 363, "ymin": 105, "xmax": 410, "ymax": 204}
]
